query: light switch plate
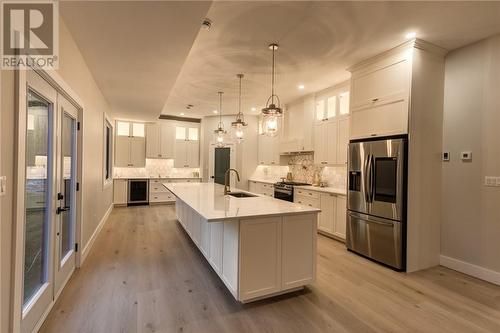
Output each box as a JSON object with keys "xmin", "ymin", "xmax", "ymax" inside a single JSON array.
[
  {"xmin": 0, "ymin": 176, "xmax": 6, "ymax": 196},
  {"xmin": 442, "ymin": 151, "xmax": 450, "ymax": 161},
  {"xmin": 461, "ymin": 151, "xmax": 472, "ymax": 161},
  {"xmin": 484, "ymin": 176, "xmax": 500, "ymax": 187}
]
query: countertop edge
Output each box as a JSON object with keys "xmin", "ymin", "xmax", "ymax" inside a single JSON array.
[{"xmin": 295, "ymin": 185, "xmax": 347, "ymax": 196}]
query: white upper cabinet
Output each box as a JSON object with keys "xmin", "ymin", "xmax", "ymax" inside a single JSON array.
[
  {"xmin": 349, "ymin": 46, "xmax": 411, "ymax": 139},
  {"xmin": 146, "ymin": 122, "xmax": 175, "ymax": 159},
  {"xmin": 115, "ymin": 121, "xmax": 146, "ymax": 167},
  {"xmin": 280, "ymin": 95, "xmax": 314, "ymax": 153},
  {"xmin": 313, "ymin": 83, "xmax": 350, "ymax": 165},
  {"xmin": 258, "ymin": 133, "xmax": 280, "ymax": 165},
  {"xmin": 174, "ymin": 122, "xmax": 200, "ymax": 168}
]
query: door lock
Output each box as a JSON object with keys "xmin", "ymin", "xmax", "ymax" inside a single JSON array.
[
  {"xmin": 57, "ymin": 192, "xmax": 64, "ymax": 200},
  {"xmin": 56, "ymin": 207, "xmax": 69, "ymax": 215}
]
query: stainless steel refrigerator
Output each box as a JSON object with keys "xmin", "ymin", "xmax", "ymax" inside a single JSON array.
[{"xmin": 346, "ymin": 136, "xmax": 407, "ymax": 270}]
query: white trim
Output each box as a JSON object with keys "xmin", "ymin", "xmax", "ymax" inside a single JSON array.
[
  {"xmin": 440, "ymin": 255, "xmax": 500, "ymax": 286},
  {"xmin": 80, "ymin": 204, "xmax": 113, "ymax": 265},
  {"xmin": 102, "ymin": 113, "xmax": 114, "ymax": 189}
]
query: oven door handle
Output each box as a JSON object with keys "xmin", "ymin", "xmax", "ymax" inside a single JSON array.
[{"xmin": 274, "ymin": 188, "xmax": 292, "ymax": 195}]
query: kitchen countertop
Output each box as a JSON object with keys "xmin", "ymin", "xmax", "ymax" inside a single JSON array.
[
  {"xmin": 295, "ymin": 185, "xmax": 347, "ymax": 196},
  {"xmin": 164, "ymin": 182, "xmax": 320, "ymax": 222},
  {"xmin": 248, "ymin": 179, "xmax": 277, "ymax": 184},
  {"xmin": 113, "ymin": 176, "xmax": 202, "ymax": 180}
]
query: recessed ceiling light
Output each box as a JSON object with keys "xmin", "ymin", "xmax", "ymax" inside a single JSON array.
[
  {"xmin": 251, "ymin": 107, "xmax": 256, "ymax": 111},
  {"xmin": 405, "ymin": 32, "xmax": 417, "ymax": 39},
  {"xmin": 180, "ymin": 113, "xmax": 185, "ymax": 116},
  {"xmin": 213, "ymin": 110, "xmax": 218, "ymax": 114},
  {"xmin": 298, "ymin": 84, "xmax": 305, "ymax": 90}
]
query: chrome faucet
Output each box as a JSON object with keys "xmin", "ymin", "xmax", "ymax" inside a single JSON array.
[{"xmin": 224, "ymin": 168, "xmax": 240, "ymax": 195}]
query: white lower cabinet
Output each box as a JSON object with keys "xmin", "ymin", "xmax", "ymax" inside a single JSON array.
[
  {"xmin": 248, "ymin": 181, "xmax": 274, "ymax": 197},
  {"xmin": 175, "ymin": 199, "xmax": 316, "ymax": 302},
  {"xmin": 295, "ymin": 188, "xmax": 346, "ymax": 241},
  {"xmin": 113, "ymin": 179, "xmax": 128, "ymax": 205}
]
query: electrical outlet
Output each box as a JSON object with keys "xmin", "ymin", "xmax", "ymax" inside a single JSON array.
[
  {"xmin": 461, "ymin": 151, "xmax": 472, "ymax": 161},
  {"xmin": 0, "ymin": 176, "xmax": 6, "ymax": 196},
  {"xmin": 442, "ymin": 151, "xmax": 450, "ymax": 161}
]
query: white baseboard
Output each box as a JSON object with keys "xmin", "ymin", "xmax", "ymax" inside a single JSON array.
[
  {"xmin": 80, "ymin": 204, "xmax": 113, "ymax": 265},
  {"xmin": 440, "ymin": 255, "xmax": 500, "ymax": 286}
]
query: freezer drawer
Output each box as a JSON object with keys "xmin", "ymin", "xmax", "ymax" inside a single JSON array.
[{"xmin": 346, "ymin": 211, "xmax": 404, "ymax": 270}]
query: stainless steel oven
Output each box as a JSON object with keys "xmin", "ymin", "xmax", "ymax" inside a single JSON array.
[
  {"xmin": 346, "ymin": 135, "xmax": 407, "ymax": 270},
  {"xmin": 128, "ymin": 179, "xmax": 149, "ymax": 205},
  {"xmin": 274, "ymin": 181, "xmax": 310, "ymax": 202}
]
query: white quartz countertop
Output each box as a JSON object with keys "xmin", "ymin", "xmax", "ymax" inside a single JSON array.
[
  {"xmin": 294, "ymin": 185, "xmax": 347, "ymax": 196},
  {"xmin": 164, "ymin": 182, "xmax": 320, "ymax": 222},
  {"xmin": 113, "ymin": 176, "xmax": 202, "ymax": 180}
]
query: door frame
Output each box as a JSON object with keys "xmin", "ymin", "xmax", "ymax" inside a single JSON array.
[
  {"xmin": 208, "ymin": 143, "xmax": 237, "ymax": 187},
  {"xmin": 12, "ymin": 67, "xmax": 84, "ymax": 333}
]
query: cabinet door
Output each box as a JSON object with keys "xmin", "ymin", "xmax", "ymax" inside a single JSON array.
[
  {"xmin": 115, "ymin": 136, "xmax": 130, "ymax": 167},
  {"xmin": 249, "ymin": 181, "xmax": 257, "ymax": 193},
  {"xmin": 200, "ymin": 218, "xmax": 210, "ymax": 257},
  {"xmin": 270, "ymin": 136, "xmax": 280, "ymax": 165},
  {"xmin": 325, "ymin": 121, "xmax": 338, "ymax": 164},
  {"xmin": 174, "ymin": 140, "xmax": 187, "ymax": 168},
  {"xmin": 146, "ymin": 123, "xmax": 160, "ymax": 158},
  {"xmin": 334, "ymin": 195, "xmax": 347, "ymax": 239},
  {"xmin": 240, "ymin": 217, "xmax": 282, "ymax": 301},
  {"xmin": 160, "ymin": 122, "xmax": 175, "ymax": 158},
  {"xmin": 257, "ymin": 135, "xmax": 267, "ymax": 165},
  {"xmin": 209, "ymin": 222, "xmax": 224, "ymax": 274},
  {"xmin": 313, "ymin": 123, "xmax": 325, "ymax": 165},
  {"xmin": 129, "ymin": 137, "xmax": 146, "ymax": 167},
  {"xmin": 351, "ymin": 58, "xmax": 409, "ymax": 110},
  {"xmin": 319, "ymin": 193, "xmax": 335, "ymax": 233},
  {"xmin": 113, "ymin": 179, "xmax": 128, "ymax": 205},
  {"xmin": 337, "ymin": 117, "xmax": 350, "ymax": 165},
  {"xmin": 186, "ymin": 140, "xmax": 199, "ymax": 167}
]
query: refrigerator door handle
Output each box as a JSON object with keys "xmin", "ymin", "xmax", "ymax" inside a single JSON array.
[
  {"xmin": 363, "ymin": 154, "xmax": 370, "ymax": 203},
  {"xmin": 369, "ymin": 154, "xmax": 375, "ymax": 203}
]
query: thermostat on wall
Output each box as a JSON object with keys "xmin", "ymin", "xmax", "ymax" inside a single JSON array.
[{"xmin": 461, "ymin": 151, "xmax": 472, "ymax": 161}]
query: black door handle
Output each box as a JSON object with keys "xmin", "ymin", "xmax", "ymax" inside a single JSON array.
[{"xmin": 56, "ymin": 207, "xmax": 69, "ymax": 215}]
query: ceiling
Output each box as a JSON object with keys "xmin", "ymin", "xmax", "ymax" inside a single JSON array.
[
  {"xmin": 61, "ymin": 1, "xmax": 500, "ymax": 120},
  {"xmin": 60, "ymin": 1, "xmax": 212, "ymax": 121}
]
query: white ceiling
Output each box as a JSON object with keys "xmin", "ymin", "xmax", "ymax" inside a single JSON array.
[
  {"xmin": 61, "ymin": 1, "xmax": 500, "ymax": 120},
  {"xmin": 60, "ymin": 1, "xmax": 212, "ymax": 121}
]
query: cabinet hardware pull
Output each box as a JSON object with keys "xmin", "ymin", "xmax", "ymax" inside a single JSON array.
[{"xmin": 372, "ymin": 98, "xmax": 379, "ymax": 102}]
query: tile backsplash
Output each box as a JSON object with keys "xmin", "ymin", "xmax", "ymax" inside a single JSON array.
[
  {"xmin": 114, "ymin": 159, "xmax": 200, "ymax": 178},
  {"xmin": 250, "ymin": 153, "xmax": 346, "ymax": 189}
]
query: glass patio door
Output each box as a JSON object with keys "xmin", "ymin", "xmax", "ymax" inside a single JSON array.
[
  {"xmin": 21, "ymin": 71, "xmax": 57, "ymax": 333},
  {"xmin": 54, "ymin": 95, "xmax": 78, "ymax": 295}
]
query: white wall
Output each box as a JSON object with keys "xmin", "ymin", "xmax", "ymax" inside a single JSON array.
[
  {"xmin": 0, "ymin": 17, "xmax": 114, "ymax": 331},
  {"xmin": 441, "ymin": 34, "xmax": 500, "ymax": 284},
  {"xmin": 200, "ymin": 115, "xmax": 259, "ymax": 190}
]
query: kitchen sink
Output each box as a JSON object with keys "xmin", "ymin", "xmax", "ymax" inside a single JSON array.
[{"xmin": 227, "ymin": 192, "xmax": 257, "ymax": 198}]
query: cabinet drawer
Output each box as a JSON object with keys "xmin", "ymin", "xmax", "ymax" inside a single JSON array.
[
  {"xmin": 295, "ymin": 189, "xmax": 319, "ymax": 199},
  {"xmin": 150, "ymin": 191, "xmax": 175, "ymax": 203},
  {"xmin": 150, "ymin": 184, "xmax": 168, "ymax": 193},
  {"xmin": 294, "ymin": 196, "xmax": 320, "ymax": 208}
]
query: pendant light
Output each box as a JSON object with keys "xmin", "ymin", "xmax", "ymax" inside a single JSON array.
[
  {"xmin": 231, "ymin": 73, "xmax": 247, "ymax": 143},
  {"xmin": 213, "ymin": 91, "xmax": 226, "ymax": 147},
  {"xmin": 262, "ymin": 43, "xmax": 282, "ymax": 137}
]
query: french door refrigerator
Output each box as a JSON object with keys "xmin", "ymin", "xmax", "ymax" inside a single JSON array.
[{"xmin": 346, "ymin": 135, "xmax": 407, "ymax": 270}]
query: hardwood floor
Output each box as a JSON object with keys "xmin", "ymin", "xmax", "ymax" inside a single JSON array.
[{"xmin": 40, "ymin": 205, "xmax": 500, "ymax": 333}]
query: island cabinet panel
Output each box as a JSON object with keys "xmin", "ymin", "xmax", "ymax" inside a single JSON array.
[
  {"xmin": 191, "ymin": 213, "xmax": 201, "ymax": 246},
  {"xmin": 209, "ymin": 222, "xmax": 224, "ymax": 274},
  {"xmin": 239, "ymin": 217, "xmax": 282, "ymax": 301},
  {"xmin": 199, "ymin": 218, "xmax": 211, "ymax": 257},
  {"xmin": 222, "ymin": 221, "xmax": 239, "ymax": 297},
  {"xmin": 282, "ymin": 214, "xmax": 317, "ymax": 289}
]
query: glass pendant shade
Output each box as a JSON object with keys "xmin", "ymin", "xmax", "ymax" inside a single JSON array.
[
  {"xmin": 232, "ymin": 73, "xmax": 247, "ymax": 143},
  {"xmin": 213, "ymin": 91, "xmax": 226, "ymax": 147},
  {"xmin": 263, "ymin": 113, "xmax": 280, "ymax": 137}
]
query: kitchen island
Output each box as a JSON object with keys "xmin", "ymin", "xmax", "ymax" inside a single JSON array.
[{"xmin": 164, "ymin": 182, "xmax": 320, "ymax": 303}]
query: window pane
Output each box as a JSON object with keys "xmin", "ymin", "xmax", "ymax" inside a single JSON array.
[
  {"xmin": 132, "ymin": 123, "xmax": 144, "ymax": 137},
  {"xmin": 315, "ymin": 100, "xmax": 324, "ymax": 121},
  {"xmin": 188, "ymin": 128, "xmax": 198, "ymax": 141},
  {"xmin": 117, "ymin": 121, "xmax": 129, "ymax": 136},
  {"xmin": 339, "ymin": 91, "xmax": 350, "ymax": 115},
  {"xmin": 61, "ymin": 113, "xmax": 75, "ymax": 259},
  {"xmin": 327, "ymin": 96, "xmax": 336, "ymax": 118},
  {"xmin": 24, "ymin": 90, "xmax": 51, "ymax": 305},
  {"xmin": 176, "ymin": 127, "xmax": 186, "ymax": 140}
]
